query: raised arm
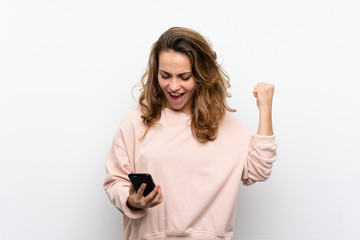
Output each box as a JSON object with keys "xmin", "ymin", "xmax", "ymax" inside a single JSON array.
[
  {"xmin": 242, "ymin": 82, "xmax": 277, "ymax": 186},
  {"xmin": 253, "ymin": 82, "xmax": 275, "ymax": 136}
]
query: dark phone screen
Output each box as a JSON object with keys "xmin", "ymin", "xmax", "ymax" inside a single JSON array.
[{"xmin": 128, "ymin": 173, "xmax": 156, "ymax": 197}]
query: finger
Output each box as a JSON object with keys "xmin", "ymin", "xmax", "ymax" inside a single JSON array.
[
  {"xmin": 151, "ymin": 187, "xmax": 162, "ymax": 203},
  {"xmin": 144, "ymin": 185, "xmax": 160, "ymax": 203},
  {"xmin": 253, "ymin": 87, "xmax": 259, "ymax": 97},
  {"xmin": 253, "ymin": 87, "xmax": 262, "ymax": 97},
  {"xmin": 256, "ymin": 83, "xmax": 275, "ymax": 91},
  {"xmin": 160, "ymin": 191, "xmax": 164, "ymax": 202},
  {"xmin": 158, "ymin": 192, "xmax": 163, "ymax": 205},
  {"xmin": 254, "ymin": 87, "xmax": 266, "ymax": 95},
  {"xmin": 136, "ymin": 183, "xmax": 147, "ymax": 199},
  {"xmin": 153, "ymin": 187, "xmax": 163, "ymax": 203},
  {"xmin": 254, "ymin": 86, "xmax": 264, "ymax": 91},
  {"xmin": 148, "ymin": 187, "xmax": 163, "ymax": 208}
]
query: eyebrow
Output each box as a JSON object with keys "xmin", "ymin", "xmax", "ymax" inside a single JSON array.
[{"xmin": 159, "ymin": 70, "xmax": 192, "ymax": 76}]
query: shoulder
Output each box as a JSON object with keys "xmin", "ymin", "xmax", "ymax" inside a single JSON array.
[
  {"xmin": 116, "ymin": 108, "xmax": 146, "ymax": 133},
  {"xmin": 222, "ymin": 111, "xmax": 246, "ymax": 128},
  {"xmin": 112, "ymin": 108, "xmax": 147, "ymax": 145},
  {"xmin": 122, "ymin": 108, "xmax": 143, "ymax": 124}
]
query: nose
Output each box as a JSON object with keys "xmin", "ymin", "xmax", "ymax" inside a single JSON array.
[{"xmin": 169, "ymin": 78, "xmax": 181, "ymax": 92}]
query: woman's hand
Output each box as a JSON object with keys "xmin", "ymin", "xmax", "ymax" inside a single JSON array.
[
  {"xmin": 253, "ymin": 82, "xmax": 275, "ymax": 110},
  {"xmin": 253, "ymin": 82, "xmax": 275, "ymax": 136},
  {"xmin": 127, "ymin": 184, "xmax": 163, "ymax": 209}
]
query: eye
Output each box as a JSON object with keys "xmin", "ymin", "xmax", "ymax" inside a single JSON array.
[
  {"xmin": 160, "ymin": 74, "xmax": 170, "ymax": 79},
  {"xmin": 181, "ymin": 75, "xmax": 191, "ymax": 81}
]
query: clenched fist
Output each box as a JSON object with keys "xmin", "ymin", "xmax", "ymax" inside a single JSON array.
[{"xmin": 253, "ymin": 82, "xmax": 275, "ymax": 110}]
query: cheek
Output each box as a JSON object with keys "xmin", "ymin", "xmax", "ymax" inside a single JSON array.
[
  {"xmin": 186, "ymin": 80, "xmax": 196, "ymax": 93},
  {"xmin": 157, "ymin": 78, "xmax": 166, "ymax": 91}
]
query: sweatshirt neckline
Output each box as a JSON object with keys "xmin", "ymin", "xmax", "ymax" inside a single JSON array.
[
  {"xmin": 162, "ymin": 107, "xmax": 192, "ymax": 124},
  {"xmin": 163, "ymin": 107, "xmax": 192, "ymax": 117}
]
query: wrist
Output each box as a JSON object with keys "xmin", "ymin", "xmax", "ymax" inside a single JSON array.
[
  {"xmin": 126, "ymin": 198, "xmax": 136, "ymax": 209},
  {"xmin": 127, "ymin": 198, "xmax": 143, "ymax": 210},
  {"xmin": 257, "ymin": 108, "xmax": 273, "ymax": 136},
  {"xmin": 259, "ymin": 105, "xmax": 272, "ymax": 113}
]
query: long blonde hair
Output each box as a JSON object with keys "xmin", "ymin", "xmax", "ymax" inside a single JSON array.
[{"xmin": 139, "ymin": 27, "xmax": 235, "ymax": 143}]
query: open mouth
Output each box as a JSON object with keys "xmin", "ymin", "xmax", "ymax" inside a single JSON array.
[{"xmin": 169, "ymin": 92, "xmax": 185, "ymax": 101}]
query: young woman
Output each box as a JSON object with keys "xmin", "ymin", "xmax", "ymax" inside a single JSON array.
[{"xmin": 104, "ymin": 27, "xmax": 277, "ymax": 240}]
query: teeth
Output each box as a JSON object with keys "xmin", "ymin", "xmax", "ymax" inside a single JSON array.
[{"xmin": 170, "ymin": 93, "xmax": 182, "ymax": 96}]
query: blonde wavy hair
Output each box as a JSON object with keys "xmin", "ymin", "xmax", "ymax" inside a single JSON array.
[{"xmin": 139, "ymin": 27, "xmax": 235, "ymax": 143}]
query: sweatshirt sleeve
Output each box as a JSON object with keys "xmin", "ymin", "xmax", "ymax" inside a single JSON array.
[
  {"xmin": 242, "ymin": 133, "xmax": 278, "ymax": 186},
  {"xmin": 103, "ymin": 116, "xmax": 148, "ymax": 219}
]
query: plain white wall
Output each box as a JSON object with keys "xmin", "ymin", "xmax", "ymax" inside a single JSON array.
[{"xmin": 1, "ymin": 0, "xmax": 359, "ymax": 239}]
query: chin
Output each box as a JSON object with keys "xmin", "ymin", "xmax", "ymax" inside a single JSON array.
[{"xmin": 170, "ymin": 105, "xmax": 183, "ymax": 111}]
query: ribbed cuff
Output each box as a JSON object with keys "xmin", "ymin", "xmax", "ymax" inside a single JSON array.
[
  {"xmin": 121, "ymin": 196, "xmax": 148, "ymax": 219},
  {"xmin": 253, "ymin": 133, "xmax": 276, "ymax": 144}
]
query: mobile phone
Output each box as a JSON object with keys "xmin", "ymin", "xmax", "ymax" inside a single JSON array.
[{"xmin": 128, "ymin": 173, "xmax": 156, "ymax": 197}]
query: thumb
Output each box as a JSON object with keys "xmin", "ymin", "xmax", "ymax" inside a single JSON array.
[
  {"xmin": 129, "ymin": 185, "xmax": 135, "ymax": 195},
  {"xmin": 253, "ymin": 89, "xmax": 258, "ymax": 98}
]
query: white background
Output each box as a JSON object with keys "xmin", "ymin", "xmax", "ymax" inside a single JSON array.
[{"xmin": 1, "ymin": 0, "xmax": 359, "ymax": 239}]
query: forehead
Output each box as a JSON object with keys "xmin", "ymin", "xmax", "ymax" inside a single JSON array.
[{"xmin": 158, "ymin": 50, "xmax": 191, "ymax": 72}]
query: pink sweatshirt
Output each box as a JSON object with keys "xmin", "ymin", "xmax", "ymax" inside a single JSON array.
[{"xmin": 104, "ymin": 107, "xmax": 277, "ymax": 240}]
